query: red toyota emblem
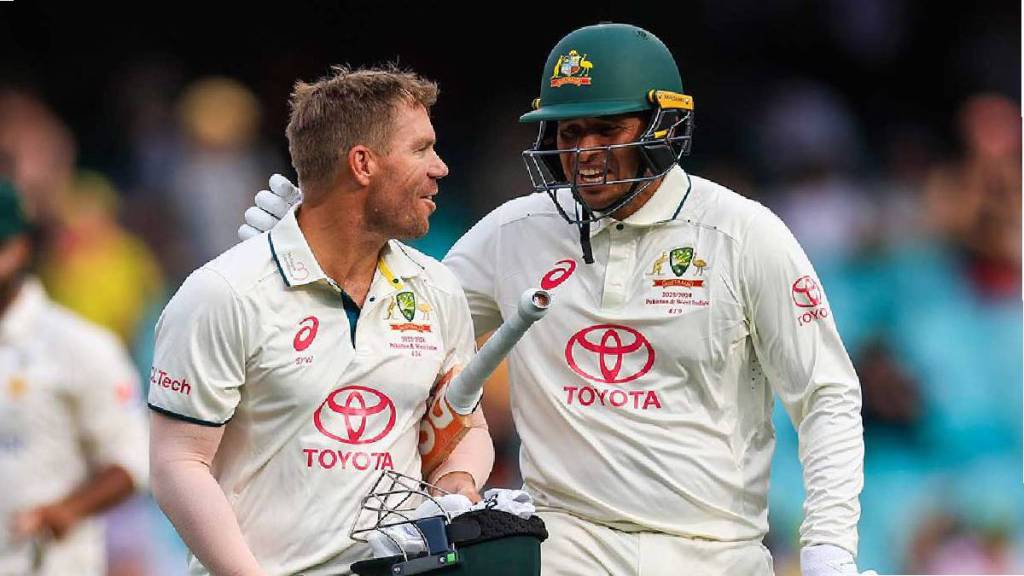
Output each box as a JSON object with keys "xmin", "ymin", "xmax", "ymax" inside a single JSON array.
[
  {"xmin": 541, "ymin": 259, "xmax": 576, "ymax": 290},
  {"xmin": 565, "ymin": 324, "xmax": 655, "ymax": 384},
  {"xmin": 791, "ymin": 275, "xmax": 822, "ymax": 308},
  {"xmin": 294, "ymin": 316, "xmax": 319, "ymax": 351},
  {"xmin": 314, "ymin": 385, "xmax": 396, "ymax": 445}
]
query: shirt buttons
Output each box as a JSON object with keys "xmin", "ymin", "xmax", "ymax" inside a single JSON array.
[{"xmin": 616, "ymin": 223, "xmax": 625, "ymax": 231}]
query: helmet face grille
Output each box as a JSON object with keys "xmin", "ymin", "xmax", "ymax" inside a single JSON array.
[
  {"xmin": 350, "ymin": 470, "xmax": 454, "ymax": 560},
  {"xmin": 521, "ymin": 108, "xmax": 694, "ymax": 225}
]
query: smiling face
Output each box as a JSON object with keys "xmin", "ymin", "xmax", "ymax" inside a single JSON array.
[
  {"xmin": 555, "ymin": 113, "xmax": 648, "ymax": 211},
  {"xmin": 365, "ymin": 102, "xmax": 448, "ymax": 240}
]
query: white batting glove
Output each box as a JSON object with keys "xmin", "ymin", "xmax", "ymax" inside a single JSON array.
[
  {"xmin": 801, "ymin": 544, "xmax": 877, "ymax": 576},
  {"xmin": 237, "ymin": 174, "xmax": 303, "ymax": 241},
  {"xmin": 476, "ymin": 488, "xmax": 536, "ymax": 519}
]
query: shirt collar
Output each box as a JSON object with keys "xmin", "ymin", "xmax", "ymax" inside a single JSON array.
[
  {"xmin": 376, "ymin": 240, "xmax": 424, "ymax": 293},
  {"xmin": 268, "ymin": 205, "xmax": 423, "ymax": 289},
  {"xmin": 589, "ymin": 165, "xmax": 692, "ymax": 236},
  {"xmin": 0, "ymin": 277, "xmax": 47, "ymax": 342},
  {"xmin": 268, "ymin": 205, "xmax": 328, "ymax": 287}
]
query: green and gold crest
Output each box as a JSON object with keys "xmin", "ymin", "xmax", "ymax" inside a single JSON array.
[
  {"xmin": 396, "ymin": 292, "xmax": 416, "ymax": 322},
  {"xmin": 670, "ymin": 247, "xmax": 694, "ymax": 277}
]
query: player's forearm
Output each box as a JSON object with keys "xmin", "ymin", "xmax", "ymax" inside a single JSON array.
[
  {"xmin": 796, "ymin": 381, "xmax": 865, "ymax": 555},
  {"xmin": 11, "ymin": 465, "xmax": 136, "ymax": 541},
  {"xmin": 427, "ymin": 408, "xmax": 494, "ymax": 489},
  {"xmin": 58, "ymin": 465, "xmax": 135, "ymax": 520},
  {"xmin": 151, "ymin": 458, "xmax": 265, "ymax": 576},
  {"xmin": 150, "ymin": 412, "xmax": 264, "ymax": 576}
]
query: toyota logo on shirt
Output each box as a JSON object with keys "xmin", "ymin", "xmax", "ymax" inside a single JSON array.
[
  {"xmin": 565, "ymin": 324, "xmax": 655, "ymax": 384},
  {"xmin": 314, "ymin": 386, "xmax": 396, "ymax": 445},
  {"xmin": 791, "ymin": 275, "xmax": 822, "ymax": 308}
]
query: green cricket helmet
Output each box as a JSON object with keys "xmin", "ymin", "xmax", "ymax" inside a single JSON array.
[{"xmin": 521, "ymin": 23, "xmax": 695, "ymax": 260}]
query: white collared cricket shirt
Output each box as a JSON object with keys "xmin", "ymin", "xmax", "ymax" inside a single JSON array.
[
  {"xmin": 149, "ymin": 205, "xmax": 475, "ymax": 576},
  {"xmin": 0, "ymin": 278, "xmax": 147, "ymax": 576},
  {"xmin": 445, "ymin": 166, "xmax": 864, "ymax": 554}
]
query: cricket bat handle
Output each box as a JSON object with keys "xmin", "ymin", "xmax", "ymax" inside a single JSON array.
[
  {"xmin": 418, "ymin": 289, "xmax": 550, "ymax": 476},
  {"xmin": 446, "ymin": 288, "xmax": 551, "ymax": 415}
]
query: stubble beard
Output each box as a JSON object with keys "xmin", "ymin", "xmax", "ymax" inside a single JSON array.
[{"xmin": 365, "ymin": 193, "xmax": 429, "ymax": 241}]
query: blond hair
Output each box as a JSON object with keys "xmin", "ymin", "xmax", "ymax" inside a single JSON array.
[{"xmin": 286, "ymin": 64, "xmax": 439, "ymax": 188}]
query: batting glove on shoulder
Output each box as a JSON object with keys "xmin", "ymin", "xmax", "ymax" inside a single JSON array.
[{"xmin": 237, "ymin": 174, "xmax": 303, "ymax": 241}]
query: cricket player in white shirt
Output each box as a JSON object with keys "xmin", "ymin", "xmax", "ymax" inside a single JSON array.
[
  {"xmin": 240, "ymin": 24, "xmax": 874, "ymax": 576},
  {"xmin": 0, "ymin": 180, "xmax": 148, "ymax": 576},
  {"xmin": 151, "ymin": 66, "xmax": 494, "ymax": 576}
]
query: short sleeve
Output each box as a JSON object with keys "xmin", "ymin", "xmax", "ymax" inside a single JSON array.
[
  {"xmin": 148, "ymin": 267, "xmax": 246, "ymax": 426},
  {"xmin": 439, "ymin": 284, "xmax": 477, "ymax": 377}
]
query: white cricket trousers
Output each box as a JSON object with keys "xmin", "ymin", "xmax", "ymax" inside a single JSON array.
[{"xmin": 537, "ymin": 508, "xmax": 774, "ymax": 576}]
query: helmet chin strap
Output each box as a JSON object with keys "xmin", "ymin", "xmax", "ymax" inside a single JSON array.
[{"xmin": 579, "ymin": 213, "xmax": 594, "ymax": 264}]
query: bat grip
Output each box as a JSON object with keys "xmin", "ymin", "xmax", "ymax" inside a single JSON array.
[{"xmin": 445, "ymin": 289, "xmax": 550, "ymax": 414}]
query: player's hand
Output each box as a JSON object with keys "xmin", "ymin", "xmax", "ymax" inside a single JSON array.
[
  {"xmin": 431, "ymin": 471, "xmax": 482, "ymax": 503},
  {"xmin": 11, "ymin": 502, "xmax": 80, "ymax": 541},
  {"xmin": 237, "ymin": 174, "xmax": 303, "ymax": 241},
  {"xmin": 801, "ymin": 544, "xmax": 877, "ymax": 576}
]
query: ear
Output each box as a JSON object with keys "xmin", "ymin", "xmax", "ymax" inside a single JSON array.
[{"xmin": 347, "ymin": 145, "xmax": 377, "ymax": 187}]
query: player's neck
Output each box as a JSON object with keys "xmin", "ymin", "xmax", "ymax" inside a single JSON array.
[{"xmin": 295, "ymin": 196, "xmax": 385, "ymax": 304}]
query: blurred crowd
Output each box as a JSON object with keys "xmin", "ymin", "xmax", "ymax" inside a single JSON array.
[
  {"xmin": 0, "ymin": 6, "xmax": 1020, "ymax": 575},
  {"xmin": 754, "ymin": 88, "xmax": 1023, "ymax": 575}
]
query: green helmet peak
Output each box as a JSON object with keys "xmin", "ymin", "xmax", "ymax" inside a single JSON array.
[{"xmin": 521, "ymin": 23, "xmax": 686, "ymax": 123}]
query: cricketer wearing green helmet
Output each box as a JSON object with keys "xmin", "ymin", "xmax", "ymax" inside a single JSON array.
[
  {"xmin": 521, "ymin": 22, "xmax": 695, "ymax": 263},
  {"xmin": 519, "ymin": 23, "xmax": 874, "ymax": 576}
]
